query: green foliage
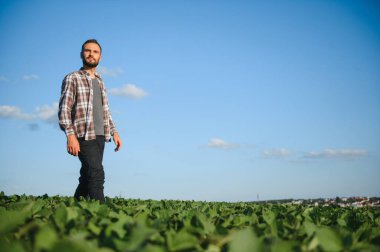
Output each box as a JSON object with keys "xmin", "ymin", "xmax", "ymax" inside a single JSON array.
[{"xmin": 0, "ymin": 193, "xmax": 379, "ymax": 251}]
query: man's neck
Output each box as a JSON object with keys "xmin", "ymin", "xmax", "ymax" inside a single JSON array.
[{"xmin": 82, "ymin": 66, "xmax": 96, "ymax": 78}]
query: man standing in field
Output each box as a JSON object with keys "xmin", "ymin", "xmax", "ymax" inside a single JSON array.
[{"xmin": 58, "ymin": 39, "xmax": 122, "ymax": 203}]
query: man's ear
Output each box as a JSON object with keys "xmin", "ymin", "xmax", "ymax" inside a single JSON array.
[{"xmin": 80, "ymin": 51, "xmax": 84, "ymax": 59}]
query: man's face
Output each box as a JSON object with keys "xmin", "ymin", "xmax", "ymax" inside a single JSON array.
[{"xmin": 81, "ymin": 43, "xmax": 101, "ymax": 68}]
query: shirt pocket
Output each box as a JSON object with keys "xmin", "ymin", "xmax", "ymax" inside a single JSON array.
[{"xmin": 77, "ymin": 86, "xmax": 90, "ymax": 100}]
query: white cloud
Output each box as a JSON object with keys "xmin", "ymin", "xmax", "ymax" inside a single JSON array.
[
  {"xmin": 262, "ymin": 148, "xmax": 291, "ymax": 158},
  {"xmin": 0, "ymin": 105, "xmax": 34, "ymax": 120},
  {"xmin": 207, "ymin": 138, "xmax": 237, "ymax": 149},
  {"xmin": 23, "ymin": 74, "xmax": 40, "ymax": 80},
  {"xmin": 0, "ymin": 75, "xmax": 9, "ymax": 82},
  {"xmin": 260, "ymin": 147, "xmax": 368, "ymax": 160},
  {"xmin": 97, "ymin": 66, "xmax": 124, "ymax": 78},
  {"xmin": 0, "ymin": 102, "xmax": 58, "ymax": 124},
  {"xmin": 303, "ymin": 149, "xmax": 368, "ymax": 159},
  {"xmin": 35, "ymin": 102, "xmax": 59, "ymax": 123},
  {"xmin": 109, "ymin": 84, "xmax": 148, "ymax": 99}
]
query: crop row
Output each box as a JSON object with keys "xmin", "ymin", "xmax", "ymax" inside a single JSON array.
[{"xmin": 1, "ymin": 193, "xmax": 379, "ymax": 251}]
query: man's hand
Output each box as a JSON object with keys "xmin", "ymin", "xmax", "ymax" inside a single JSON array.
[
  {"xmin": 113, "ymin": 132, "xmax": 122, "ymax": 152},
  {"xmin": 67, "ymin": 134, "xmax": 80, "ymax": 156}
]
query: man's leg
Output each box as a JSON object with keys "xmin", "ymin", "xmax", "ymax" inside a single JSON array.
[
  {"xmin": 90, "ymin": 136, "xmax": 105, "ymax": 202},
  {"xmin": 74, "ymin": 160, "xmax": 89, "ymax": 200},
  {"xmin": 76, "ymin": 136, "xmax": 105, "ymax": 203}
]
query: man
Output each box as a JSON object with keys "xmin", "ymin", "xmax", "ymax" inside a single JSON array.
[{"xmin": 58, "ymin": 39, "xmax": 122, "ymax": 203}]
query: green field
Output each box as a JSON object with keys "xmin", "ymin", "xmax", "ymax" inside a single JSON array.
[{"xmin": 1, "ymin": 193, "xmax": 379, "ymax": 252}]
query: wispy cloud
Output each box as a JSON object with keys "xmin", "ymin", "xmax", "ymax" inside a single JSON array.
[
  {"xmin": 303, "ymin": 149, "xmax": 368, "ymax": 159},
  {"xmin": 206, "ymin": 138, "xmax": 237, "ymax": 149},
  {"xmin": 0, "ymin": 105, "xmax": 33, "ymax": 120},
  {"xmin": 0, "ymin": 75, "xmax": 9, "ymax": 82},
  {"xmin": 0, "ymin": 105, "xmax": 34, "ymax": 120},
  {"xmin": 35, "ymin": 102, "xmax": 59, "ymax": 123},
  {"xmin": 23, "ymin": 74, "xmax": 40, "ymax": 81},
  {"xmin": 97, "ymin": 66, "xmax": 124, "ymax": 78},
  {"xmin": 262, "ymin": 148, "xmax": 291, "ymax": 158},
  {"xmin": 0, "ymin": 102, "xmax": 58, "ymax": 124},
  {"xmin": 259, "ymin": 147, "xmax": 368, "ymax": 161},
  {"xmin": 109, "ymin": 84, "xmax": 148, "ymax": 99}
]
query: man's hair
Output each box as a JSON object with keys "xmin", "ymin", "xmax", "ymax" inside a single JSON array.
[{"xmin": 81, "ymin": 39, "xmax": 102, "ymax": 53}]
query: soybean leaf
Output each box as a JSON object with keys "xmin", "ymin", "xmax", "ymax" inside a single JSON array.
[
  {"xmin": 270, "ymin": 239, "xmax": 298, "ymax": 252},
  {"xmin": 52, "ymin": 205, "xmax": 68, "ymax": 232},
  {"xmin": 263, "ymin": 209, "xmax": 276, "ymax": 225},
  {"xmin": 0, "ymin": 239, "xmax": 26, "ymax": 252},
  {"xmin": 228, "ymin": 228, "xmax": 262, "ymax": 252},
  {"xmin": 34, "ymin": 224, "xmax": 58, "ymax": 251},
  {"xmin": 126, "ymin": 221, "xmax": 157, "ymax": 251},
  {"xmin": 166, "ymin": 229, "xmax": 199, "ymax": 251},
  {"xmin": 139, "ymin": 244, "xmax": 166, "ymax": 252},
  {"xmin": 316, "ymin": 226, "xmax": 343, "ymax": 252},
  {"xmin": 0, "ymin": 210, "xmax": 28, "ymax": 235}
]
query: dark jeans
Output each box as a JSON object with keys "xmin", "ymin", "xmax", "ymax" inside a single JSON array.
[{"xmin": 74, "ymin": 135, "xmax": 106, "ymax": 203}]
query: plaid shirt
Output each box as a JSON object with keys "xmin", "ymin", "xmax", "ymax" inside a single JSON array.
[{"xmin": 58, "ymin": 69, "xmax": 117, "ymax": 142}]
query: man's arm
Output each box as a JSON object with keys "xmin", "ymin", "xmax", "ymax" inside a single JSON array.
[
  {"xmin": 113, "ymin": 132, "xmax": 122, "ymax": 152},
  {"xmin": 67, "ymin": 135, "xmax": 80, "ymax": 156},
  {"xmin": 101, "ymin": 80, "xmax": 122, "ymax": 152},
  {"xmin": 58, "ymin": 75, "xmax": 80, "ymax": 156},
  {"xmin": 108, "ymin": 112, "xmax": 122, "ymax": 152}
]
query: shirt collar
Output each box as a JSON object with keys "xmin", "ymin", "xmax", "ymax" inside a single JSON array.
[{"xmin": 79, "ymin": 67, "xmax": 102, "ymax": 79}]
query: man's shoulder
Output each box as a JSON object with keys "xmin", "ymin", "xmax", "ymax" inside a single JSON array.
[{"xmin": 64, "ymin": 70, "xmax": 87, "ymax": 80}]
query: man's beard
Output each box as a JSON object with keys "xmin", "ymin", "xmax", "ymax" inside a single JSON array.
[{"xmin": 82, "ymin": 57, "xmax": 99, "ymax": 68}]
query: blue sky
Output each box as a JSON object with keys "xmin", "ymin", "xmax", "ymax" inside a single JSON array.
[{"xmin": 0, "ymin": 0, "xmax": 379, "ymax": 201}]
